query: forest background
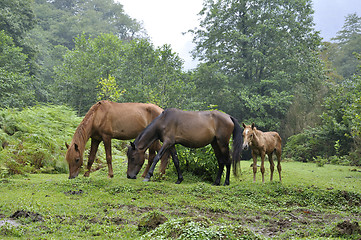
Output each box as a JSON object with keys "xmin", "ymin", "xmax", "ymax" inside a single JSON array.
[{"xmin": 1, "ymin": 0, "xmax": 361, "ymax": 176}]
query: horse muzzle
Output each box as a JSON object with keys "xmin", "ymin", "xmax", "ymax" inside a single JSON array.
[{"xmin": 242, "ymin": 144, "xmax": 249, "ymax": 151}]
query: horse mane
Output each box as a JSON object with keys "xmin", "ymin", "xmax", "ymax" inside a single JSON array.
[{"xmin": 72, "ymin": 101, "xmax": 104, "ymax": 149}]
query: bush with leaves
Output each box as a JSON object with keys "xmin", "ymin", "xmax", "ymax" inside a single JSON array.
[
  {"xmin": 172, "ymin": 145, "xmax": 219, "ymax": 183},
  {"xmin": 0, "ymin": 105, "xmax": 81, "ymax": 176},
  {"xmin": 284, "ymin": 65, "xmax": 361, "ymax": 165}
]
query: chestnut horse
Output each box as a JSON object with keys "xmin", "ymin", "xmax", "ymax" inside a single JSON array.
[
  {"xmin": 127, "ymin": 108, "xmax": 243, "ymax": 185},
  {"xmin": 242, "ymin": 123, "xmax": 282, "ymax": 183},
  {"xmin": 65, "ymin": 100, "xmax": 169, "ymax": 179}
]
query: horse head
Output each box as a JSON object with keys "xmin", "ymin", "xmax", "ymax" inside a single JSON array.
[
  {"xmin": 242, "ymin": 123, "xmax": 256, "ymax": 150},
  {"xmin": 126, "ymin": 142, "xmax": 146, "ymax": 179},
  {"xmin": 65, "ymin": 142, "xmax": 83, "ymax": 179}
]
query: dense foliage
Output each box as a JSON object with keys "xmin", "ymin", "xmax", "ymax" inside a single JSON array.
[
  {"xmin": 284, "ymin": 16, "xmax": 361, "ymax": 166},
  {"xmin": 0, "ymin": 105, "xmax": 81, "ymax": 176},
  {"xmin": 53, "ymin": 35, "xmax": 195, "ymax": 114},
  {"xmin": 190, "ymin": 0, "xmax": 324, "ymax": 131}
]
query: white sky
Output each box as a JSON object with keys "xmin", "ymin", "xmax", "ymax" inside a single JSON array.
[{"xmin": 116, "ymin": 0, "xmax": 361, "ymax": 70}]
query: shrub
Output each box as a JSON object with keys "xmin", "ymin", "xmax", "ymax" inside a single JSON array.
[
  {"xmin": 314, "ymin": 156, "xmax": 327, "ymax": 167},
  {"xmin": 174, "ymin": 145, "xmax": 218, "ymax": 183},
  {"xmin": 0, "ymin": 105, "xmax": 81, "ymax": 176}
]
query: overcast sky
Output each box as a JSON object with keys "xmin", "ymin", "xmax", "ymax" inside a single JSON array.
[{"xmin": 117, "ymin": 0, "xmax": 361, "ymax": 70}]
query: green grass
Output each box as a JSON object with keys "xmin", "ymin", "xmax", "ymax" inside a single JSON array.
[{"xmin": 0, "ymin": 159, "xmax": 361, "ymax": 239}]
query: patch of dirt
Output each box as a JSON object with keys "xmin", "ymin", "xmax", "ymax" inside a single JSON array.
[
  {"xmin": 333, "ymin": 220, "xmax": 361, "ymax": 236},
  {"xmin": 138, "ymin": 212, "xmax": 168, "ymax": 232},
  {"xmin": 64, "ymin": 189, "xmax": 84, "ymax": 195},
  {"xmin": 10, "ymin": 210, "xmax": 43, "ymax": 222},
  {"xmin": 110, "ymin": 217, "xmax": 123, "ymax": 225}
]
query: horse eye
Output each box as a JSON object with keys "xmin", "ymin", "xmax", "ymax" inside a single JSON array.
[{"xmin": 75, "ymin": 158, "xmax": 80, "ymax": 163}]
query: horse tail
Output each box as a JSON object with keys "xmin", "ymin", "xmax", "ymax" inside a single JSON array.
[{"xmin": 230, "ymin": 116, "xmax": 243, "ymax": 176}]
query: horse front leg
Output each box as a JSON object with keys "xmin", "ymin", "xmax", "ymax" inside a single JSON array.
[
  {"xmin": 144, "ymin": 142, "xmax": 171, "ymax": 182},
  {"xmin": 103, "ymin": 136, "xmax": 113, "ymax": 178},
  {"xmin": 159, "ymin": 150, "xmax": 170, "ymax": 176},
  {"xmin": 252, "ymin": 151, "xmax": 258, "ymax": 183},
  {"xmin": 144, "ymin": 141, "xmax": 169, "ymax": 177},
  {"xmin": 141, "ymin": 142, "xmax": 157, "ymax": 178},
  {"xmin": 84, "ymin": 138, "xmax": 100, "ymax": 177},
  {"xmin": 260, "ymin": 152, "xmax": 266, "ymax": 183}
]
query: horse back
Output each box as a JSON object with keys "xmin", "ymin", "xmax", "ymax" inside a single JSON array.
[
  {"xmin": 160, "ymin": 109, "xmax": 233, "ymax": 147},
  {"xmin": 261, "ymin": 131, "xmax": 282, "ymax": 153},
  {"xmin": 92, "ymin": 101, "xmax": 163, "ymax": 140}
]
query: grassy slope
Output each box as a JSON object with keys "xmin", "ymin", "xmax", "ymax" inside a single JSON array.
[{"xmin": 0, "ymin": 158, "xmax": 360, "ymax": 239}]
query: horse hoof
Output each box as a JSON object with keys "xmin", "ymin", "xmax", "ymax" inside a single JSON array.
[{"xmin": 175, "ymin": 178, "xmax": 183, "ymax": 184}]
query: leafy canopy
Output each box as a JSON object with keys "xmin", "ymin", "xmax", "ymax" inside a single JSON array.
[{"xmin": 191, "ymin": 0, "xmax": 323, "ymax": 130}]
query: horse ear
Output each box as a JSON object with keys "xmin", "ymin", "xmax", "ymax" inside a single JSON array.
[
  {"xmin": 65, "ymin": 142, "xmax": 69, "ymax": 149},
  {"xmin": 130, "ymin": 142, "xmax": 135, "ymax": 150},
  {"xmin": 251, "ymin": 123, "xmax": 255, "ymax": 129},
  {"xmin": 74, "ymin": 143, "xmax": 79, "ymax": 151},
  {"xmin": 242, "ymin": 123, "xmax": 246, "ymax": 128}
]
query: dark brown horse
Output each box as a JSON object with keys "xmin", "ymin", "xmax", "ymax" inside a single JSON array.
[
  {"xmin": 242, "ymin": 123, "xmax": 282, "ymax": 183},
  {"xmin": 127, "ymin": 108, "xmax": 243, "ymax": 185},
  {"xmin": 65, "ymin": 100, "xmax": 169, "ymax": 179}
]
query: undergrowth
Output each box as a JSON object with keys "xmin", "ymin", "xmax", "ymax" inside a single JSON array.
[{"xmin": 0, "ymin": 105, "xmax": 81, "ymax": 175}]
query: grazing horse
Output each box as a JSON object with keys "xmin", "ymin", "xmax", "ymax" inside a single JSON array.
[
  {"xmin": 242, "ymin": 123, "xmax": 282, "ymax": 183},
  {"xmin": 65, "ymin": 100, "xmax": 169, "ymax": 179},
  {"xmin": 127, "ymin": 108, "xmax": 243, "ymax": 185}
]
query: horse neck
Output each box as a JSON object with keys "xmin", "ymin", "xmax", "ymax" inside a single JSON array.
[
  {"xmin": 72, "ymin": 116, "xmax": 94, "ymax": 153},
  {"xmin": 135, "ymin": 122, "xmax": 159, "ymax": 152},
  {"xmin": 252, "ymin": 129, "xmax": 262, "ymax": 147}
]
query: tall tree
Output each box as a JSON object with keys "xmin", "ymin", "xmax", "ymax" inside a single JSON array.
[
  {"xmin": 53, "ymin": 33, "xmax": 125, "ymax": 115},
  {"xmin": 0, "ymin": 0, "xmax": 35, "ymax": 49},
  {"xmin": 191, "ymin": 0, "xmax": 323, "ymax": 131},
  {"xmin": 0, "ymin": 0, "xmax": 37, "ymax": 75},
  {"xmin": 54, "ymin": 35, "xmax": 193, "ymax": 115},
  {"xmin": 33, "ymin": 0, "xmax": 143, "ymax": 50},
  {"xmin": 119, "ymin": 40, "xmax": 190, "ymax": 108},
  {"xmin": 31, "ymin": 0, "xmax": 144, "ymax": 103},
  {"xmin": 331, "ymin": 13, "xmax": 361, "ymax": 80},
  {"xmin": 0, "ymin": 31, "xmax": 34, "ymax": 108}
]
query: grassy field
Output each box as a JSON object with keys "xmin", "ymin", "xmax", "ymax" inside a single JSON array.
[{"xmin": 0, "ymin": 158, "xmax": 361, "ymax": 239}]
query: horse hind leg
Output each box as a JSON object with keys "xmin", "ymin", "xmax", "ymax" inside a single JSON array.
[
  {"xmin": 211, "ymin": 141, "xmax": 223, "ymax": 185},
  {"xmin": 276, "ymin": 149, "xmax": 282, "ymax": 182},
  {"xmin": 169, "ymin": 146, "xmax": 183, "ymax": 184},
  {"xmin": 268, "ymin": 153, "xmax": 275, "ymax": 182},
  {"xmin": 212, "ymin": 140, "xmax": 231, "ymax": 186}
]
